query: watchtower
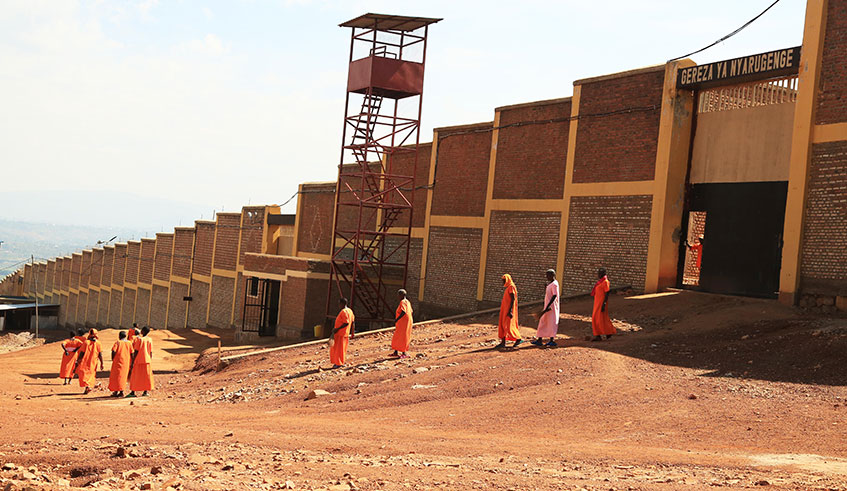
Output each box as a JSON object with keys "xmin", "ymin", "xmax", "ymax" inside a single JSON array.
[{"xmin": 327, "ymin": 13, "xmax": 441, "ymax": 329}]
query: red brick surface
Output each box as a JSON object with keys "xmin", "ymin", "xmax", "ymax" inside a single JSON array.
[
  {"xmin": 239, "ymin": 207, "xmax": 266, "ymax": 265},
  {"xmin": 90, "ymin": 250, "xmax": 103, "ymax": 287},
  {"xmin": 423, "ymin": 226, "xmax": 483, "ymax": 312},
  {"xmin": 46, "ymin": 261, "xmax": 55, "ymax": 292},
  {"xmin": 58, "ymin": 293, "xmax": 69, "ymax": 326},
  {"xmin": 67, "ymin": 293, "xmax": 78, "ymax": 326},
  {"xmin": 297, "ymin": 183, "xmax": 335, "ymax": 255},
  {"xmin": 154, "ymin": 234, "xmax": 174, "ymax": 282},
  {"xmin": 172, "ymin": 228, "xmax": 195, "ymax": 278},
  {"xmin": 430, "ymin": 125, "xmax": 491, "ymax": 217},
  {"xmin": 562, "ymin": 195, "xmax": 653, "ymax": 296},
  {"xmin": 389, "ymin": 143, "xmax": 432, "ymax": 228},
  {"xmin": 817, "ymin": 0, "xmax": 847, "ymax": 124},
  {"xmin": 113, "ymin": 244, "xmax": 127, "ymax": 286},
  {"xmin": 80, "ymin": 252, "xmax": 91, "ymax": 290},
  {"xmin": 213, "ymin": 214, "xmax": 241, "ymax": 271},
  {"xmin": 482, "ymin": 211, "xmax": 561, "ymax": 302},
  {"xmin": 193, "ymin": 222, "xmax": 216, "ymax": 277},
  {"xmin": 70, "ymin": 254, "xmax": 81, "ymax": 290},
  {"xmin": 800, "ymin": 141, "xmax": 847, "ymax": 293},
  {"xmin": 573, "ymin": 70, "xmax": 664, "ymax": 183},
  {"xmin": 494, "ymin": 101, "xmax": 571, "ymax": 199},
  {"xmin": 102, "ymin": 248, "xmax": 114, "ymax": 287},
  {"xmin": 125, "ymin": 242, "xmax": 141, "ymax": 284},
  {"xmin": 139, "ymin": 239, "xmax": 155, "ymax": 284}
]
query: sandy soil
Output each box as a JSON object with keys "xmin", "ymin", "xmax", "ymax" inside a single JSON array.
[{"xmin": 1, "ymin": 290, "xmax": 847, "ymax": 490}]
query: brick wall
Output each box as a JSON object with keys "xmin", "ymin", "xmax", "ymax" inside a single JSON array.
[
  {"xmin": 167, "ymin": 282, "xmax": 188, "ymax": 329},
  {"xmin": 423, "ymin": 227, "xmax": 483, "ymax": 312},
  {"xmin": 121, "ymin": 288, "xmax": 136, "ymax": 327},
  {"xmin": 135, "ymin": 287, "xmax": 151, "ymax": 326},
  {"xmin": 61, "ymin": 257, "xmax": 70, "ymax": 291},
  {"xmin": 70, "ymin": 253, "xmax": 81, "ymax": 290},
  {"xmin": 336, "ymin": 163, "xmax": 380, "ymax": 237},
  {"xmin": 172, "ymin": 228, "xmax": 194, "ymax": 279},
  {"xmin": 573, "ymin": 69, "xmax": 664, "ymax": 183},
  {"xmin": 239, "ymin": 207, "xmax": 265, "ymax": 265},
  {"xmin": 800, "ymin": 141, "xmax": 847, "ymax": 293},
  {"xmin": 68, "ymin": 292, "xmax": 78, "ymax": 325},
  {"xmin": 186, "ymin": 280, "xmax": 209, "ymax": 328},
  {"xmin": 208, "ymin": 275, "xmax": 235, "ymax": 329},
  {"xmin": 193, "ymin": 221, "xmax": 216, "ymax": 276},
  {"xmin": 494, "ymin": 100, "xmax": 571, "ymax": 199},
  {"xmin": 102, "ymin": 248, "xmax": 114, "ymax": 288},
  {"xmin": 86, "ymin": 291, "xmax": 99, "ymax": 327},
  {"xmin": 77, "ymin": 292, "xmax": 88, "ymax": 324},
  {"xmin": 97, "ymin": 290, "xmax": 109, "ymax": 326},
  {"xmin": 58, "ymin": 294, "xmax": 69, "ymax": 326},
  {"xmin": 113, "ymin": 244, "xmax": 127, "ymax": 286},
  {"xmin": 297, "ymin": 183, "xmax": 335, "ymax": 255},
  {"xmin": 562, "ymin": 195, "xmax": 652, "ymax": 296},
  {"xmin": 125, "ymin": 241, "xmax": 141, "ymax": 284},
  {"xmin": 389, "ymin": 143, "xmax": 432, "ymax": 227},
  {"xmin": 213, "ymin": 214, "xmax": 241, "ymax": 270},
  {"xmin": 430, "ymin": 123, "xmax": 492, "ymax": 217},
  {"xmin": 150, "ymin": 284, "xmax": 169, "ymax": 329},
  {"xmin": 90, "ymin": 249, "xmax": 103, "ymax": 287},
  {"xmin": 139, "ymin": 239, "xmax": 155, "ymax": 284},
  {"xmin": 108, "ymin": 289, "xmax": 122, "ymax": 327},
  {"xmin": 154, "ymin": 234, "xmax": 174, "ymax": 282},
  {"xmin": 816, "ymin": 0, "xmax": 847, "ymax": 124},
  {"xmin": 482, "ymin": 211, "xmax": 561, "ymax": 302},
  {"xmin": 80, "ymin": 251, "xmax": 91, "ymax": 290}
]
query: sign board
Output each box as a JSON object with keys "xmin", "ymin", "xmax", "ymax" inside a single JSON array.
[{"xmin": 677, "ymin": 46, "xmax": 801, "ymax": 90}]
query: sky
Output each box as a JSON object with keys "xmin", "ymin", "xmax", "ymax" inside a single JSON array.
[{"xmin": 0, "ymin": 0, "xmax": 807, "ymax": 230}]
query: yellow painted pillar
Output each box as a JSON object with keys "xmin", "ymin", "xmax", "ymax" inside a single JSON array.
[
  {"xmin": 779, "ymin": 0, "xmax": 828, "ymax": 305},
  {"xmin": 556, "ymin": 85, "xmax": 581, "ymax": 284},
  {"xmin": 476, "ymin": 111, "xmax": 500, "ymax": 301},
  {"xmin": 418, "ymin": 130, "xmax": 439, "ymax": 301},
  {"xmin": 644, "ymin": 59, "xmax": 696, "ymax": 293}
]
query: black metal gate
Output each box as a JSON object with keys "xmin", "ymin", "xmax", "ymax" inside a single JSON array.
[
  {"xmin": 242, "ymin": 278, "xmax": 280, "ymax": 337},
  {"xmin": 679, "ymin": 182, "xmax": 787, "ymax": 298}
]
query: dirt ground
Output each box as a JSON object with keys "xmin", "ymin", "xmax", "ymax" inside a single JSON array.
[{"xmin": 2, "ymin": 290, "xmax": 847, "ymax": 490}]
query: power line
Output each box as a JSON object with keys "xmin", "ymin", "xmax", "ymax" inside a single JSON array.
[{"xmin": 668, "ymin": 0, "xmax": 783, "ymax": 62}]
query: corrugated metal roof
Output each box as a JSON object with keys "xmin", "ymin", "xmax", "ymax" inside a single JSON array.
[
  {"xmin": 340, "ymin": 13, "xmax": 442, "ymax": 31},
  {"xmin": 0, "ymin": 303, "xmax": 59, "ymax": 312}
]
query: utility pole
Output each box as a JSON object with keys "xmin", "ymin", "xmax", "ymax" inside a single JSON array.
[{"xmin": 32, "ymin": 255, "xmax": 39, "ymax": 339}]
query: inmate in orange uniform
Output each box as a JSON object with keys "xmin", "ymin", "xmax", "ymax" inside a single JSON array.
[
  {"xmin": 127, "ymin": 329, "xmax": 136, "ymax": 342},
  {"xmin": 59, "ymin": 335, "xmax": 82, "ymax": 380},
  {"xmin": 330, "ymin": 307, "xmax": 354, "ymax": 366},
  {"xmin": 109, "ymin": 338, "xmax": 132, "ymax": 392},
  {"xmin": 590, "ymin": 275, "xmax": 616, "ymax": 336},
  {"xmin": 130, "ymin": 335, "xmax": 154, "ymax": 392},
  {"xmin": 77, "ymin": 334, "xmax": 103, "ymax": 388},
  {"xmin": 498, "ymin": 274, "xmax": 521, "ymax": 341},
  {"xmin": 391, "ymin": 298, "xmax": 413, "ymax": 353}
]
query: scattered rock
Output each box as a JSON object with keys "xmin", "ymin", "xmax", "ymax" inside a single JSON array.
[
  {"xmin": 282, "ymin": 481, "xmax": 295, "ymax": 489},
  {"xmin": 755, "ymin": 480, "xmax": 770, "ymax": 486},
  {"xmin": 150, "ymin": 466, "xmax": 164, "ymax": 475},
  {"xmin": 688, "ymin": 394, "xmax": 698, "ymax": 400},
  {"xmin": 306, "ymin": 389, "xmax": 331, "ymax": 400},
  {"xmin": 2, "ymin": 463, "xmax": 16, "ymax": 471},
  {"xmin": 413, "ymin": 367, "xmax": 429, "ymax": 374},
  {"xmin": 123, "ymin": 470, "xmax": 143, "ymax": 480},
  {"xmin": 224, "ymin": 432, "xmax": 234, "ymax": 437},
  {"xmin": 114, "ymin": 447, "xmax": 127, "ymax": 458},
  {"xmin": 140, "ymin": 483, "xmax": 153, "ymax": 490},
  {"xmin": 411, "ymin": 384, "xmax": 437, "ymax": 389}
]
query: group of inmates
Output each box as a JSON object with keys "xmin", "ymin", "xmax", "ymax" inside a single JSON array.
[
  {"xmin": 328, "ymin": 267, "xmax": 618, "ymax": 367},
  {"xmin": 59, "ymin": 323, "xmax": 155, "ymax": 397}
]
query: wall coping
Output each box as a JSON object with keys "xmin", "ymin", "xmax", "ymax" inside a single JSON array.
[{"xmin": 574, "ymin": 64, "xmax": 665, "ymax": 86}]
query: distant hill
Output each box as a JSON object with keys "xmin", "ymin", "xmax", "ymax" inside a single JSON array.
[{"xmin": 0, "ymin": 219, "xmax": 147, "ymax": 277}]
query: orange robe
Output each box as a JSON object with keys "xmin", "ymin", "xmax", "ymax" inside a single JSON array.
[
  {"xmin": 330, "ymin": 307, "xmax": 354, "ymax": 366},
  {"xmin": 127, "ymin": 330, "xmax": 136, "ymax": 342},
  {"xmin": 59, "ymin": 338, "xmax": 82, "ymax": 379},
  {"xmin": 590, "ymin": 276, "xmax": 616, "ymax": 336},
  {"xmin": 109, "ymin": 339, "xmax": 132, "ymax": 392},
  {"xmin": 130, "ymin": 336, "xmax": 154, "ymax": 392},
  {"xmin": 498, "ymin": 274, "xmax": 521, "ymax": 341},
  {"xmin": 391, "ymin": 299, "xmax": 414, "ymax": 352},
  {"xmin": 76, "ymin": 339, "xmax": 102, "ymax": 388}
]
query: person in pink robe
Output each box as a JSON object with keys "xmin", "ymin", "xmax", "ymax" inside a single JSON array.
[{"xmin": 532, "ymin": 269, "xmax": 560, "ymax": 347}]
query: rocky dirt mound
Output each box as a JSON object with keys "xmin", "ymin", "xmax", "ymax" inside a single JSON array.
[{"xmin": 0, "ymin": 331, "xmax": 45, "ymax": 354}]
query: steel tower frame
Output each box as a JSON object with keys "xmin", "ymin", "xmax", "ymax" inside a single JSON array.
[{"xmin": 327, "ymin": 14, "xmax": 441, "ymax": 330}]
